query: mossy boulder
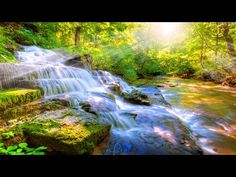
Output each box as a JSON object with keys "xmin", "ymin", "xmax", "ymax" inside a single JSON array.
[
  {"xmin": 0, "ymin": 106, "xmax": 109, "ymax": 154},
  {"xmin": 0, "ymin": 89, "xmax": 42, "ymax": 112},
  {"xmin": 1, "ymin": 99, "xmax": 66, "ymax": 121},
  {"xmin": 122, "ymin": 90, "xmax": 150, "ymax": 105},
  {"xmin": 0, "ymin": 88, "xmax": 111, "ymax": 155},
  {"xmin": 21, "ymin": 119, "xmax": 111, "ymax": 155}
]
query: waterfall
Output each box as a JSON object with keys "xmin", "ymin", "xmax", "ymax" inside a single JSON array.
[
  {"xmin": 0, "ymin": 45, "xmax": 203, "ymax": 154},
  {"xmin": 12, "ymin": 46, "xmax": 137, "ymax": 131}
]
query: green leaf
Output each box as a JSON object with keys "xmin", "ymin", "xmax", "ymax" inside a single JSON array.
[
  {"xmin": 25, "ymin": 147, "xmax": 33, "ymax": 152},
  {"xmin": 32, "ymin": 151, "xmax": 45, "ymax": 155},
  {"xmin": 0, "ymin": 149, "xmax": 8, "ymax": 154},
  {"xmin": 2, "ymin": 131, "xmax": 14, "ymax": 139},
  {"xmin": 16, "ymin": 148, "xmax": 23, "ymax": 153},
  {"xmin": 26, "ymin": 152, "xmax": 33, "ymax": 155},
  {"xmin": 9, "ymin": 151, "xmax": 17, "ymax": 155},
  {"xmin": 18, "ymin": 143, "xmax": 28, "ymax": 148},
  {"xmin": 35, "ymin": 146, "xmax": 47, "ymax": 151},
  {"xmin": 6, "ymin": 145, "xmax": 18, "ymax": 152},
  {"xmin": 15, "ymin": 152, "xmax": 25, "ymax": 155},
  {"xmin": 0, "ymin": 143, "xmax": 4, "ymax": 147}
]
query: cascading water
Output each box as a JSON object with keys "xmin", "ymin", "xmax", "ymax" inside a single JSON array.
[{"xmin": 4, "ymin": 46, "xmax": 204, "ymax": 155}]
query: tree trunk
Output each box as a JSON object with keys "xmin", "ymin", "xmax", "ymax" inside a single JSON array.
[
  {"xmin": 75, "ymin": 27, "xmax": 81, "ymax": 46},
  {"xmin": 215, "ymin": 32, "xmax": 219, "ymax": 56},
  {"xmin": 215, "ymin": 22, "xmax": 220, "ymax": 56},
  {"xmin": 200, "ymin": 40, "xmax": 205, "ymax": 69},
  {"xmin": 222, "ymin": 22, "xmax": 236, "ymax": 67}
]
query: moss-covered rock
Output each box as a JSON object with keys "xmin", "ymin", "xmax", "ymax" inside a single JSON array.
[
  {"xmin": 21, "ymin": 119, "xmax": 111, "ymax": 155},
  {"xmin": 0, "ymin": 89, "xmax": 42, "ymax": 112},
  {"xmin": 0, "ymin": 125, "xmax": 26, "ymax": 147},
  {"xmin": 1, "ymin": 99, "xmax": 66, "ymax": 121},
  {"xmin": 122, "ymin": 90, "xmax": 150, "ymax": 105},
  {"xmin": 0, "ymin": 99, "xmax": 107, "ymax": 154},
  {"xmin": 0, "ymin": 88, "xmax": 110, "ymax": 155}
]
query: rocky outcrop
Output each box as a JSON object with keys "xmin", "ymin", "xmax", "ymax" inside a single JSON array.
[
  {"xmin": 105, "ymin": 81, "xmax": 151, "ymax": 106},
  {"xmin": 107, "ymin": 82, "xmax": 122, "ymax": 94},
  {"xmin": 156, "ymin": 83, "xmax": 178, "ymax": 88},
  {"xmin": 65, "ymin": 54, "xmax": 93, "ymax": 69},
  {"xmin": 0, "ymin": 89, "xmax": 42, "ymax": 112},
  {"xmin": 79, "ymin": 101, "xmax": 97, "ymax": 115},
  {"xmin": 64, "ymin": 56, "xmax": 83, "ymax": 67},
  {"xmin": 222, "ymin": 75, "xmax": 236, "ymax": 87},
  {"xmin": 21, "ymin": 119, "xmax": 110, "ymax": 155},
  {"xmin": 122, "ymin": 90, "xmax": 150, "ymax": 105},
  {"xmin": 0, "ymin": 88, "xmax": 110, "ymax": 155},
  {"xmin": 0, "ymin": 63, "xmax": 41, "ymax": 90},
  {"xmin": 202, "ymin": 71, "xmax": 226, "ymax": 84}
]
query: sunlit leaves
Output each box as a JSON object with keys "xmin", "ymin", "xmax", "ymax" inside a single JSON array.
[{"xmin": 0, "ymin": 142, "xmax": 47, "ymax": 155}]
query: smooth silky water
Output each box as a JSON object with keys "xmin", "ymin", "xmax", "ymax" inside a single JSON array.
[
  {"xmin": 157, "ymin": 77, "xmax": 236, "ymax": 154},
  {"xmin": 4, "ymin": 46, "xmax": 235, "ymax": 154}
]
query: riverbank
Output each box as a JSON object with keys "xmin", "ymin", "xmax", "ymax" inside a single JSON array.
[{"xmin": 130, "ymin": 75, "xmax": 236, "ymax": 89}]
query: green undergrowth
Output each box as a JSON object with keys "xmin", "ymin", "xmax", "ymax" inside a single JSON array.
[
  {"xmin": 0, "ymin": 142, "xmax": 47, "ymax": 155},
  {"xmin": 0, "ymin": 27, "xmax": 17, "ymax": 63}
]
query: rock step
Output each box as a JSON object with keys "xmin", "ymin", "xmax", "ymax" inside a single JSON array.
[
  {"xmin": 21, "ymin": 119, "xmax": 111, "ymax": 155},
  {"xmin": 0, "ymin": 89, "xmax": 42, "ymax": 112},
  {"xmin": 1, "ymin": 99, "xmax": 67, "ymax": 121}
]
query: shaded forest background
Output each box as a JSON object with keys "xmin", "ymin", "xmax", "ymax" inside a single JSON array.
[{"xmin": 1, "ymin": 22, "xmax": 236, "ymax": 86}]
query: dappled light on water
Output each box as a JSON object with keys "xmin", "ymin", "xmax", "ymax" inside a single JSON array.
[
  {"xmin": 206, "ymin": 124, "xmax": 236, "ymax": 140},
  {"xmin": 153, "ymin": 127, "xmax": 177, "ymax": 144},
  {"xmin": 159, "ymin": 77, "xmax": 236, "ymax": 154}
]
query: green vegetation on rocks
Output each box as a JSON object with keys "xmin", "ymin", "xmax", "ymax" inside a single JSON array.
[
  {"xmin": 0, "ymin": 89, "xmax": 42, "ymax": 112},
  {"xmin": 122, "ymin": 90, "xmax": 150, "ymax": 105},
  {"xmin": 0, "ymin": 92, "xmax": 110, "ymax": 155},
  {"xmin": 21, "ymin": 119, "xmax": 110, "ymax": 154}
]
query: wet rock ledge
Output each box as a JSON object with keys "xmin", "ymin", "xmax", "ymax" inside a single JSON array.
[{"xmin": 0, "ymin": 88, "xmax": 110, "ymax": 155}]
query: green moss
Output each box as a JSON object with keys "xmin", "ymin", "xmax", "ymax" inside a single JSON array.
[
  {"xmin": 21, "ymin": 119, "xmax": 60, "ymax": 134},
  {"xmin": 130, "ymin": 78, "xmax": 161, "ymax": 86},
  {"xmin": 0, "ymin": 126, "xmax": 26, "ymax": 146},
  {"xmin": 106, "ymin": 93, "xmax": 116, "ymax": 100},
  {"xmin": 1, "ymin": 99, "xmax": 68, "ymax": 123},
  {"xmin": 0, "ymin": 26, "xmax": 17, "ymax": 63},
  {"xmin": 0, "ymin": 89, "xmax": 42, "ymax": 111},
  {"xmin": 61, "ymin": 110, "xmax": 78, "ymax": 119},
  {"xmin": 20, "ymin": 119, "xmax": 110, "ymax": 154}
]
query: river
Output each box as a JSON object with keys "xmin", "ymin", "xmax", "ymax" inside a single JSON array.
[
  {"xmin": 2, "ymin": 46, "xmax": 236, "ymax": 155},
  {"xmin": 157, "ymin": 77, "xmax": 236, "ymax": 154}
]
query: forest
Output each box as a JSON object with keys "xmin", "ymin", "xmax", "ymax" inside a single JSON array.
[{"xmin": 0, "ymin": 22, "xmax": 236, "ymax": 155}]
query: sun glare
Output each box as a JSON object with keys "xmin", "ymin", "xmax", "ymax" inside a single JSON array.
[
  {"xmin": 147, "ymin": 22, "xmax": 185, "ymax": 44},
  {"xmin": 159, "ymin": 23, "xmax": 178, "ymax": 36}
]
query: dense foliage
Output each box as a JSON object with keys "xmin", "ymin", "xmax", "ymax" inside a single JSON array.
[
  {"xmin": 1, "ymin": 22, "xmax": 236, "ymax": 85},
  {"xmin": 0, "ymin": 142, "xmax": 47, "ymax": 155}
]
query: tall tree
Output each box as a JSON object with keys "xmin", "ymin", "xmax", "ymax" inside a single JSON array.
[
  {"xmin": 221, "ymin": 22, "xmax": 236, "ymax": 68},
  {"xmin": 75, "ymin": 26, "xmax": 81, "ymax": 46}
]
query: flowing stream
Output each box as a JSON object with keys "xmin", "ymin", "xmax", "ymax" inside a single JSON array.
[
  {"xmin": 158, "ymin": 77, "xmax": 236, "ymax": 154},
  {"xmin": 2, "ymin": 46, "xmax": 236, "ymax": 154}
]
